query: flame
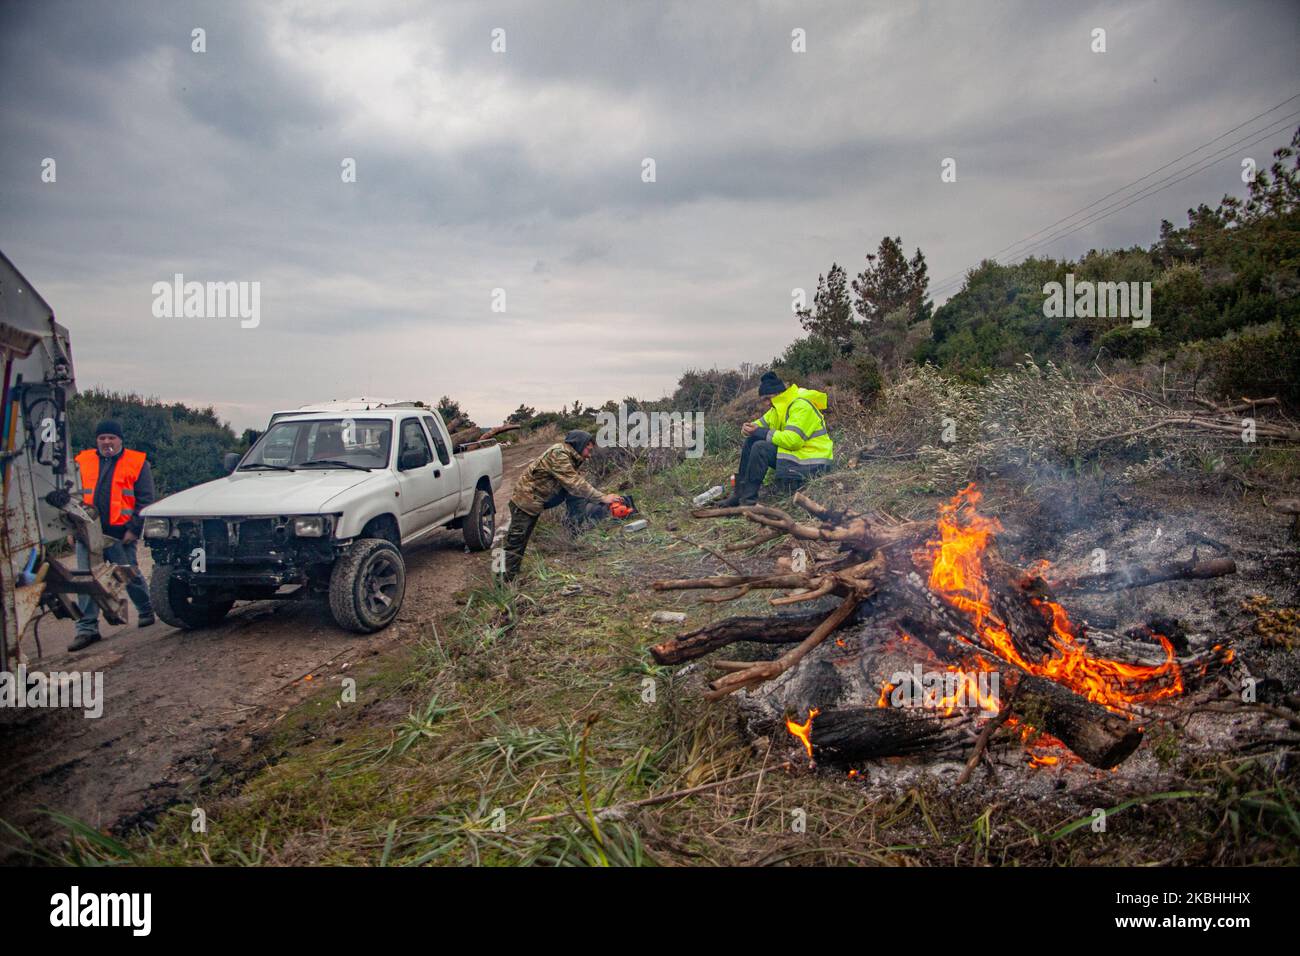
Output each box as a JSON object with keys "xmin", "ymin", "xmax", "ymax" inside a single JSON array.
[
  {"xmin": 940, "ymin": 664, "xmax": 1001, "ymax": 716},
  {"xmin": 876, "ymin": 682, "xmax": 896, "ymax": 708},
  {"xmin": 922, "ymin": 484, "xmax": 1185, "ymax": 716},
  {"xmin": 785, "ymin": 707, "xmax": 819, "ymax": 759}
]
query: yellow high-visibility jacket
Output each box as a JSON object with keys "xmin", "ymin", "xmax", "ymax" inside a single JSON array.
[{"xmin": 750, "ymin": 384, "xmax": 833, "ymax": 471}]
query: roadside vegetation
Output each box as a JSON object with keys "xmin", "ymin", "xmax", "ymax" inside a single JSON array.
[
  {"xmin": 31, "ymin": 388, "xmax": 1295, "ymax": 866},
  {"xmin": 34, "ymin": 130, "xmax": 1298, "ymax": 867}
]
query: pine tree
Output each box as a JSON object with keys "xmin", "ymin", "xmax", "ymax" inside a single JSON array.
[
  {"xmin": 851, "ymin": 236, "xmax": 931, "ymax": 325},
  {"xmin": 796, "ymin": 262, "xmax": 856, "ymax": 350}
]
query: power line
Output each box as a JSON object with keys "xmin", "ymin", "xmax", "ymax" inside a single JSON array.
[
  {"xmin": 929, "ymin": 110, "xmax": 1300, "ymax": 297},
  {"xmin": 994, "ymin": 113, "xmax": 1300, "ymax": 268},
  {"xmin": 925, "ymin": 93, "xmax": 1300, "ymax": 298}
]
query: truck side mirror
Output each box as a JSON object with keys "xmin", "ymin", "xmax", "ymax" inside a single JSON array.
[
  {"xmin": 224, "ymin": 452, "xmax": 242, "ymax": 473},
  {"xmin": 398, "ymin": 449, "xmax": 428, "ymax": 471}
]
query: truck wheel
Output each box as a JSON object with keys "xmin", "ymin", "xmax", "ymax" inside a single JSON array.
[
  {"xmin": 328, "ymin": 538, "xmax": 406, "ymax": 633},
  {"xmin": 463, "ymin": 487, "xmax": 495, "ymax": 551},
  {"xmin": 150, "ymin": 565, "xmax": 235, "ymax": 629}
]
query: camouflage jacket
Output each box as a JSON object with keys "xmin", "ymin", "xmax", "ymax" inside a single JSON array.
[{"xmin": 510, "ymin": 442, "xmax": 604, "ymax": 515}]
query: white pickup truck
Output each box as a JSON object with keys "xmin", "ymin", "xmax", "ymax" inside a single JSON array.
[{"xmin": 139, "ymin": 403, "xmax": 503, "ymax": 633}]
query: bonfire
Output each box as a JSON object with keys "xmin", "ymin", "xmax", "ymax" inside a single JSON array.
[{"xmin": 651, "ymin": 484, "xmax": 1238, "ymax": 774}]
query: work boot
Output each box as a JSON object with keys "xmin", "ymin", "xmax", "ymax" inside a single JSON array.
[
  {"xmin": 138, "ymin": 612, "xmax": 156, "ymax": 628},
  {"xmin": 720, "ymin": 479, "xmax": 761, "ymax": 508},
  {"xmin": 68, "ymin": 632, "xmax": 102, "ymax": 652}
]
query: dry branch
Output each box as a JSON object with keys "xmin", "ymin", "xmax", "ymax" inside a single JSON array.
[
  {"xmin": 704, "ymin": 595, "xmax": 862, "ymax": 700},
  {"xmin": 1046, "ymin": 556, "xmax": 1237, "ymax": 593},
  {"xmin": 649, "ymin": 612, "xmax": 824, "ymax": 665}
]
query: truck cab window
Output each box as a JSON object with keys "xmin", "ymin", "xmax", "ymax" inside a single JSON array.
[
  {"xmin": 398, "ymin": 418, "xmax": 433, "ymax": 469},
  {"xmin": 424, "ymin": 416, "xmax": 451, "ymax": 466}
]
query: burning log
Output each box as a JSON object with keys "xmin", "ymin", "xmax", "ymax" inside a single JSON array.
[
  {"xmin": 650, "ymin": 482, "xmax": 1240, "ymax": 772},
  {"xmin": 1013, "ymin": 676, "xmax": 1144, "ymax": 769},
  {"xmin": 802, "ymin": 708, "xmax": 966, "ymax": 763}
]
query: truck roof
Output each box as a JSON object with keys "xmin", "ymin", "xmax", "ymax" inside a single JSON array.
[
  {"xmin": 273, "ymin": 397, "xmax": 421, "ymax": 414},
  {"xmin": 268, "ymin": 399, "xmax": 432, "ymax": 424},
  {"xmin": 269, "ymin": 408, "xmax": 434, "ymax": 423}
]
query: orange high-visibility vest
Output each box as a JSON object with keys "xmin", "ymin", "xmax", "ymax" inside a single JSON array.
[{"xmin": 76, "ymin": 448, "xmax": 147, "ymax": 526}]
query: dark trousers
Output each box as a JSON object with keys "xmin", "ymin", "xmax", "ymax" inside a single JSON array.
[
  {"xmin": 501, "ymin": 493, "xmax": 607, "ymax": 580},
  {"xmin": 737, "ymin": 436, "xmax": 826, "ymax": 492},
  {"xmin": 75, "ymin": 538, "xmax": 154, "ymax": 636},
  {"xmin": 738, "ymin": 435, "xmax": 779, "ymax": 486}
]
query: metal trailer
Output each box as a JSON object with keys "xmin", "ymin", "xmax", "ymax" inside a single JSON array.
[{"xmin": 0, "ymin": 249, "xmax": 128, "ymax": 672}]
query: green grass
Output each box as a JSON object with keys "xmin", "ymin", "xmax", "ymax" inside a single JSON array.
[{"xmin": 22, "ymin": 449, "xmax": 1297, "ymax": 867}]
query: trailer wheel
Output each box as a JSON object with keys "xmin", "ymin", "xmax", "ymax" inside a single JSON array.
[
  {"xmin": 150, "ymin": 565, "xmax": 235, "ymax": 629},
  {"xmin": 462, "ymin": 487, "xmax": 495, "ymax": 551},
  {"xmin": 328, "ymin": 538, "xmax": 406, "ymax": 633}
]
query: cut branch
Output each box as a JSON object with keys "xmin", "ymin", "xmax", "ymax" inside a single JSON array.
[
  {"xmin": 704, "ymin": 595, "xmax": 861, "ymax": 700},
  {"xmin": 649, "ymin": 612, "xmax": 824, "ymax": 665},
  {"xmin": 1046, "ymin": 557, "xmax": 1237, "ymax": 592}
]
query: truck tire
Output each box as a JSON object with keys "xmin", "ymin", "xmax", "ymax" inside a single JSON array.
[
  {"xmin": 328, "ymin": 538, "xmax": 406, "ymax": 633},
  {"xmin": 462, "ymin": 487, "xmax": 495, "ymax": 551},
  {"xmin": 150, "ymin": 565, "xmax": 235, "ymax": 629}
]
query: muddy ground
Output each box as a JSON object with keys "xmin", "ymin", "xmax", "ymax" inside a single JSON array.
[{"xmin": 0, "ymin": 438, "xmax": 546, "ymax": 861}]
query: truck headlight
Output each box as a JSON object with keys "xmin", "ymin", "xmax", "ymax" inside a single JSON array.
[
  {"xmin": 291, "ymin": 516, "xmax": 326, "ymax": 537},
  {"xmin": 142, "ymin": 517, "xmax": 171, "ymax": 539}
]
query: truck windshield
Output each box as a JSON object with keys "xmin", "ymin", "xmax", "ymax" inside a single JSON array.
[{"xmin": 242, "ymin": 419, "xmax": 392, "ymax": 470}]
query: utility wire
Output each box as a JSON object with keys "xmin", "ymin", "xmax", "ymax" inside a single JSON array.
[
  {"xmin": 924, "ymin": 93, "xmax": 1300, "ymax": 300},
  {"xmin": 929, "ymin": 110, "xmax": 1300, "ymax": 298}
]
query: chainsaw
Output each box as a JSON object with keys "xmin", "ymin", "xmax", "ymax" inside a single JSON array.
[{"xmin": 609, "ymin": 494, "xmax": 638, "ymax": 519}]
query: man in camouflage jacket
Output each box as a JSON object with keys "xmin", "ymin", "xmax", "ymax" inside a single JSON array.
[{"xmin": 501, "ymin": 430, "xmax": 620, "ymax": 581}]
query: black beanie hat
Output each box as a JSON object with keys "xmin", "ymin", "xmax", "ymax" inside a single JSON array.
[
  {"xmin": 94, "ymin": 419, "xmax": 124, "ymax": 439},
  {"xmin": 758, "ymin": 371, "xmax": 786, "ymax": 396},
  {"xmin": 565, "ymin": 429, "xmax": 593, "ymax": 453}
]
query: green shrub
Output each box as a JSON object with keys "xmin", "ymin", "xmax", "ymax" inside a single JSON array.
[
  {"xmin": 1202, "ymin": 323, "xmax": 1300, "ymax": 409},
  {"xmin": 1097, "ymin": 324, "xmax": 1163, "ymax": 361},
  {"xmin": 772, "ymin": 335, "xmax": 836, "ymax": 379}
]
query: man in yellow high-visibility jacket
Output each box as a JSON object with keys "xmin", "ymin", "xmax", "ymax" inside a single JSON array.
[{"xmin": 720, "ymin": 372, "xmax": 833, "ymax": 507}]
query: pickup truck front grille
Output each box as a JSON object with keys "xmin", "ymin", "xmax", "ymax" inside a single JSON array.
[{"xmin": 179, "ymin": 518, "xmax": 288, "ymax": 559}]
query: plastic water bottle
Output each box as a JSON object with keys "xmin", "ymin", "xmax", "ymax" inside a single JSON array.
[
  {"xmin": 693, "ymin": 485, "xmax": 725, "ymax": 506},
  {"xmin": 650, "ymin": 611, "xmax": 687, "ymax": 624}
]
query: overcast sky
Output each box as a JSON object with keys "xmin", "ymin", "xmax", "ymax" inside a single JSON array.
[{"xmin": 1, "ymin": 0, "xmax": 1296, "ymax": 430}]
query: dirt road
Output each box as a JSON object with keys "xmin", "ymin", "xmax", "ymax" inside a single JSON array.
[{"xmin": 0, "ymin": 438, "xmax": 545, "ymax": 860}]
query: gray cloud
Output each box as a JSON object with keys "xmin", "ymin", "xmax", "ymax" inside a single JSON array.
[{"xmin": 1, "ymin": 0, "xmax": 1296, "ymax": 430}]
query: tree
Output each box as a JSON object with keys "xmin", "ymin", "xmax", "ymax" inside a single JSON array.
[
  {"xmin": 436, "ymin": 396, "xmax": 463, "ymax": 421},
  {"xmin": 506, "ymin": 404, "xmax": 536, "ymax": 425},
  {"xmin": 852, "ymin": 236, "xmax": 931, "ymax": 326},
  {"xmin": 797, "ymin": 263, "xmax": 856, "ymax": 350}
]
